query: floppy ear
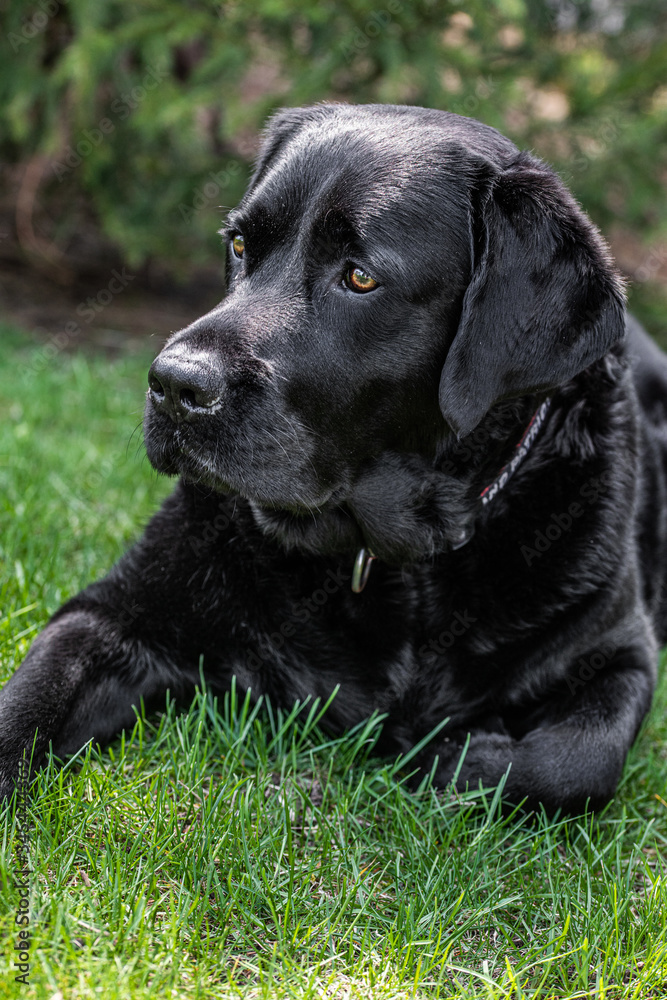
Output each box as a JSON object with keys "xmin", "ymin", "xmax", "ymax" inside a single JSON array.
[{"xmin": 439, "ymin": 152, "xmax": 626, "ymax": 437}]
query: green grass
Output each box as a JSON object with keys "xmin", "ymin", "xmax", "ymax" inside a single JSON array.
[{"xmin": 0, "ymin": 324, "xmax": 666, "ymax": 999}]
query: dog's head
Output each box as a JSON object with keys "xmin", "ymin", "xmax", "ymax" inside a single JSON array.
[{"xmin": 144, "ymin": 103, "xmax": 625, "ymax": 562}]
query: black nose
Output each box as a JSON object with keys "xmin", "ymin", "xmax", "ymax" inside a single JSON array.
[{"xmin": 148, "ymin": 350, "xmax": 223, "ymax": 421}]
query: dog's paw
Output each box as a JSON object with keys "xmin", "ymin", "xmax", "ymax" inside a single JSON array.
[{"xmin": 423, "ymin": 730, "xmax": 515, "ymax": 792}]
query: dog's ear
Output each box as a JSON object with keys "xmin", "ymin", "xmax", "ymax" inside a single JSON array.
[
  {"xmin": 249, "ymin": 105, "xmax": 336, "ymax": 191},
  {"xmin": 438, "ymin": 152, "xmax": 626, "ymax": 437}
]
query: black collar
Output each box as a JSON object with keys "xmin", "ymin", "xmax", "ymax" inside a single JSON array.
[{"xmin": 478, "ymin": 398, "xmax": 551, "ymax": 507}]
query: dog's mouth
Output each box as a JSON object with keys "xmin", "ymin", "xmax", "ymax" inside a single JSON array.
[{"xmin": 145, "ymin": 415, "xmax": 340, "ymax": 512}]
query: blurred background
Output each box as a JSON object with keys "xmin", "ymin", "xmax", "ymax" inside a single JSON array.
[{"xmin": 1, "ymin": 0, "xmax": 666, "ymax": 351}]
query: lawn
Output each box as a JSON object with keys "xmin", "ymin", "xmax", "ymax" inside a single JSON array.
[{"xmin": 0, "ymin": 325, "xmax": 666, "ymax": 999}]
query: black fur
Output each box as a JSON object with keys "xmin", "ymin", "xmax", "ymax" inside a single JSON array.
[{"xmin": 3, "ymin": 103, "xmax": 667, "ymax": 814}]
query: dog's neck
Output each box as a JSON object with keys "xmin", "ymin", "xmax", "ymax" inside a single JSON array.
[
  {"xmin": 349, "ymin": 396, "xmax": 551, "ymax": 589},
  {"xmin": 250, "ymin": 395, "xmax": 551, "ymax": 570}
]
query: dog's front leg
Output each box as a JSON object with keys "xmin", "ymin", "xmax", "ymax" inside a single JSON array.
[
  {"xmin": 0, "ymin": 484, "xmax": 235, "ymax": 799},
  {"xmin": 431, "ymin": 645, "xmax": 656, "ymax": 814},
  {"xmin": 0, "ymin": 591, "xmax": 200, "ymax": 799}
]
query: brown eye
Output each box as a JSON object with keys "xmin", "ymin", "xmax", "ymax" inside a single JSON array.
[
  {"xmin": 344, "ymin": 265, "xmax": 378, "ymax": 293},
  {"xmin": 232, "ymin": 233, "xmax": 245, "ymax": 258}
]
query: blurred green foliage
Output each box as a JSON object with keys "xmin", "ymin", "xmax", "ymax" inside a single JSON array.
[{"xmin": 1, "ymin": 0, "xmax": 667, "ymax": 322}]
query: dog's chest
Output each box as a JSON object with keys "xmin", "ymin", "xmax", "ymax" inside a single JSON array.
[{"xmin": 228, "ymin": 557, "xmax": 482, "ymax": 727}]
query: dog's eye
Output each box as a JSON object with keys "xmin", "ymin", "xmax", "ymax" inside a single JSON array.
[
  {"xmin": 231, "ymin": 234, "xmax": 245, "ymax": 259},
  {"xmin": 344, "ymin": 266, "xmax": 378, "ymax": 293}
]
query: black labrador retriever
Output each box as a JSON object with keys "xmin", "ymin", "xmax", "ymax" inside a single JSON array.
[{"xmin": 3, "ymin": 103, "xmax": 667, "ymax": 813}]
